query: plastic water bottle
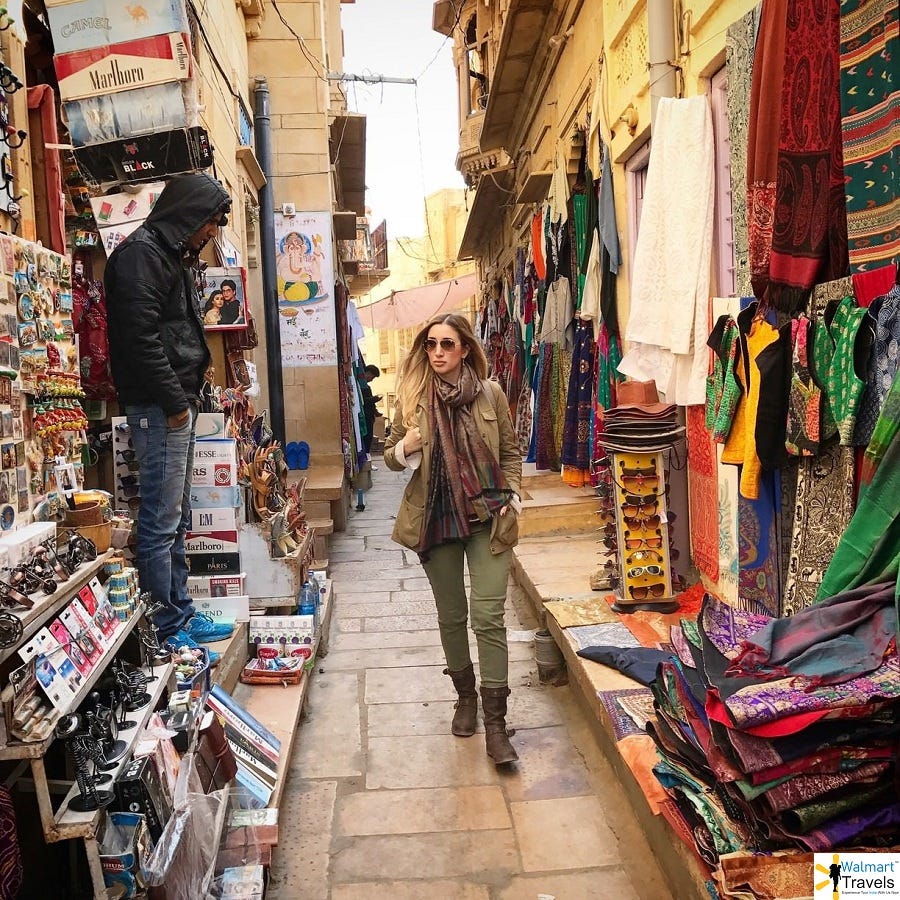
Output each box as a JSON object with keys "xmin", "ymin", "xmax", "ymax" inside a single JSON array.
[{"xmin": 298, "ymin": 580, "xmax": 316, "ymax": 618}]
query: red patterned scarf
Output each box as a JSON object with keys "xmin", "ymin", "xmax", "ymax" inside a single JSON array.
[{"xmin": 417, "ymin": 366, "xmax": 512, "ymax": 557}]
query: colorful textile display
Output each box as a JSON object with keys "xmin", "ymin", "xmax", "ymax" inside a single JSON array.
[
  {"xmin": 854, "ymin": 285, "xmax": 900, "ymax": 446},
  {"xmin": 824, "ymin": 296, "xmax": 868, "ymax": 444},
  {"xmin": 746, "ymin": 0, "xmax": 787, "ymax": 301},
  {"xmin": 644, "ymin": 591, "xmax": 899, "ymax": 865},
  {"xmin": 839, "ymin": 0, "xmax": 899, "ymax": 272},
  {"xmin": 767, "ymin": 0, "xmax": 848, "ymax": 310},
  {"xmin": 561, "ymin": 320, "xmax": 596, "ymax": 482},
  {"xmin": 687, "ymin": 405, "xmax": 720, "ymax": 583},
  {"xmin": 782, "ymin": 441, "xmax": 856, "ymax": 615},
  {"xmin": 620, "ymin": 97, "xmax": 715, "ymax": 406},
  {"xmin": 725, "ymin": 7, "xmax": 759, "ymax": 299}
]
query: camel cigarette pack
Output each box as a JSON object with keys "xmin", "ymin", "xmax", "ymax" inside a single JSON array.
[{"xmin": 46, "ymin": 0, "xmax": 190, "ymax": 56}]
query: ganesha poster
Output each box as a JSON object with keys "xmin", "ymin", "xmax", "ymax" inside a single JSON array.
[{"xmin": 274, "ymin": 211, "xmax": 337, "ymax": 367}]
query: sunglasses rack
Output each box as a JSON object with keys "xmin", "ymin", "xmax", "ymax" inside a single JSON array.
[
  {"xmin": 110, "ymin": 416, "xmax": 140, "ymax": 515},
  {"xmin": 609, "ymin": 450, "xmax": 675, "ymax": 605}
]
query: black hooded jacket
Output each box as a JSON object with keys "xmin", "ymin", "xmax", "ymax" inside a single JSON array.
[{"xmin": 105, "ymin": 173, "xmax": 230, "ymax": 415}]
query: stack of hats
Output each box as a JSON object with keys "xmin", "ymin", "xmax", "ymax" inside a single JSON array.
[{"xmin": 599, "ymin": 380, "xmax": 684, "ymax": 451}]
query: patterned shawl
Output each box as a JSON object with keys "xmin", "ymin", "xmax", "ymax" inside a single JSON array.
[{"xmin": 417, "ymin": 366, "xmax": 512, "ymax": 557}]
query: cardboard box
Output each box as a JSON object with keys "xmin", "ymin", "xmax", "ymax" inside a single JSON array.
[
  {"xmin": 248, "ymin": 615, "xmax": 315, "ymax": 659},
  {"xmin": 186, "ymin": 573, "xmax": 245, "ymax": 599},
  {"xmin": 1, "ymin": 521, "xmax": 56, "ymax": 567},
  {"xmin": 190, "ymin": 507, "xmax": 240, "ymax": 533},
  {"xmin": 55, "ymin": 32, "xmax": 191, "ymax": 101},
  {"xmin": 185, "ymin": 531, "xmax": 239, "ymax": 555},
  {"xmin": 185, "ymin": 552, "xmax": 241, "ymax": 576},
  {"xmin": 113, "ymin": 755, "xmax": 170, "ymax": 843},
  {"xmin": 195, "ymin": 595, "xmax": 250, "ymax": 623}
]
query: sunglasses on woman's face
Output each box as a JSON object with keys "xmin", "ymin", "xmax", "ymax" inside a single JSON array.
[
  {"xmin": 424, "ymin": 337, "xmax": 460, "ymax": 352},
  {"xmin": 629, "ymin": 583, "xmax": 667, "ymax": 600}
]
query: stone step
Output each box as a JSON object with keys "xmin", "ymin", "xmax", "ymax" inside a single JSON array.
[{"xmin": 519, "ymin": 494, "xmax": 598, "ymax": 537}]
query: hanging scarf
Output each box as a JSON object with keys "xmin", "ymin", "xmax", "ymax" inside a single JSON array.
[{"xmin": 417, "ymin": 366, "xmax": 512, "ymax": 556}]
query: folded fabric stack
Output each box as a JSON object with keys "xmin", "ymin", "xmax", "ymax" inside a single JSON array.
[
  {"xmin": 644, "ymin": 585, "xmax": 900, "ymax": 872},
  {"xmin": 597, "ymin": 379, "xmax": 685, "ymax": 452}
]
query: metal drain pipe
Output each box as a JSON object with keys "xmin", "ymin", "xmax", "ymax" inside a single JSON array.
[{"xmin": 254, "ymin": 75, "xmax": 286, "ymax": 444}]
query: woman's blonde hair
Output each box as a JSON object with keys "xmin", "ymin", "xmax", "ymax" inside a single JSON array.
[{"xmin": 395, "ymin": 314, "xmax": 488, "ymax": 427}]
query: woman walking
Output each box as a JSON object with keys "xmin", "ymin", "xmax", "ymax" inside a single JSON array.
[{"xmin": 384, "ymin": 314, "xmax": 523, "ymax": 764}]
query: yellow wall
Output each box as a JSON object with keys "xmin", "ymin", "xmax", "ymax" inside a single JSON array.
[
  {"xmin": 248, "ymin": 0, "xmax": 346, "ymax": 465},
  {"xmin": 189, "ymin": 0, "xmax": 266, "ymax": 406},
  {"xmin": 356, "ymin": 189, "xmax": 476, "ymax": 419}
]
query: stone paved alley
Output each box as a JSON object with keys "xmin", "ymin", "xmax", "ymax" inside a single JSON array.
[{"xmin": 266, "ymin": 460, "xmax": 673, "ymax": 900}]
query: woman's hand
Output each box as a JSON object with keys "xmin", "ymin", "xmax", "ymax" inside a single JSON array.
[
  {"xmin": 499, "ymin": 505, "xmax": 511, "ymax": 517},
  {"xmin": 403, "ymin": 427, "xmax": 423, "ymax": 455}
]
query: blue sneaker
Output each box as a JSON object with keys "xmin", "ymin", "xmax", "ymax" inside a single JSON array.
[
  {"xmin": 183, "ymin": 612, "xmax": 235, "ymax": 644},
  {"xmin": 163, "ymin": 630, "xmax": 222, "ymax": 666}
]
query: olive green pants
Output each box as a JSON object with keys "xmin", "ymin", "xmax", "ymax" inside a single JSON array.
[{"xmin": 422, "ymin": 524, "xmax": 512, "ymax": 688}]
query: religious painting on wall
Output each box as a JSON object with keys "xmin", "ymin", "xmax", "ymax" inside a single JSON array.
[{"xmin": 274, "ymin": 211, "xmax": 337, "ymax": 366}]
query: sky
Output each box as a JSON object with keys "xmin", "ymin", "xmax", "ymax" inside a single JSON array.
[{"xmin": 340, "ymin": 1, "xmax": 465, "ymax": 239}]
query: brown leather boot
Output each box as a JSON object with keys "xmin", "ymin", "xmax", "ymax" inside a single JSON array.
[
  {"xmin": 444, "ymin": 665, "xmax": 478, "ymax": 736},
  {"xmin": 480, "ymin": 685, "xmax": 518, "ymax": 764}
]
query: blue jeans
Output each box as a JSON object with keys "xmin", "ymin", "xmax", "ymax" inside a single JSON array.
[{"xmin": 126, "ymin": 403, "xmax": 197, "ymax": 641}]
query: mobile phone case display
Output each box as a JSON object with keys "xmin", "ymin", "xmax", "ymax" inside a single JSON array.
[
  {"xmin": 610, "ymin": 451, "xmax": 675, "ymax": 608},
  {"xmin": 110, "ymin": 416, "xmax": 140, "ymax": 515}
]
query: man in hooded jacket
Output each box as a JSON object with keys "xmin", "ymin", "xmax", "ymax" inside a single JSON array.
[{"xmin": 105, "ymin": 173, "xmax": 236, "ymax": 656}]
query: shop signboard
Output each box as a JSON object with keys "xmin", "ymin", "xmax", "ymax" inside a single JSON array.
[
  {"xmin": 45, "ymin": 0, "xmax": 189, "ymax": 56},
  {"xmin": 55, "ymin": 32, "xmax": 191, "ymax": 102},
  {"xmin": 73, "ymin": 126, "xmax": 213, "ymax": 187},
  {"xmin": 274, "ymin": 211, "xmax": 337, "ymax": 367}
]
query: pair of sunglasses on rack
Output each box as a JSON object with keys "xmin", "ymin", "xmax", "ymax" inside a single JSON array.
[
  {"xmin": 626, "ymin": 565, "xmax": 664, "ymax": 578},
  {"xmin": 629, "ymin": 583, "xmax": 667, "ymax": 600}
]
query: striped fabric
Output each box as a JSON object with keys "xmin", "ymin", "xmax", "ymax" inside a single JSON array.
[{"xmin": 839, "ymin": 0, "xmax": 900, "ymax": 271}]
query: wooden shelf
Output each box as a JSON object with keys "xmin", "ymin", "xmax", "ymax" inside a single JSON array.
[
  {"xmin": 50, "ymin": 662, "xmax": 173, "ymax": 842},
  {"xmin": 0, "ymin": 551, "xmax": 113, "ymax": 667},
  {"xmin": 233, "ymin": 580, "xmax": 333, "ymax": 810},
  {"xmin": 0, "ymin": 603, "xmax": 145, "ymax": 760}
]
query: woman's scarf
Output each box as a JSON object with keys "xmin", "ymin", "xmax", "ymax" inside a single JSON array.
[{"xmin": 417, "ymin": 365, "xmax": 513, "ymax": 557}]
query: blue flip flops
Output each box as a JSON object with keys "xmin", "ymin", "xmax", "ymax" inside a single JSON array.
[
  {"xmin": 285, "ymin": 442, "xmax": 301, "ymax": 470},
  {"xmin": 296, "ymin": 441, "xmax": 310, "ymax": 470}
]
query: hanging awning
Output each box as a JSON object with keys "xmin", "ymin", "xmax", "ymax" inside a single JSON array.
[{"xmin": 356, "ymin": 273, "xmax": 477, "ymax": 330}]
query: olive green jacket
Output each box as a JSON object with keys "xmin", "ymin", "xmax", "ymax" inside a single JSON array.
[{"xmin": 383, "ymin": 378, "xmax": 523, "ymax": 555}]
